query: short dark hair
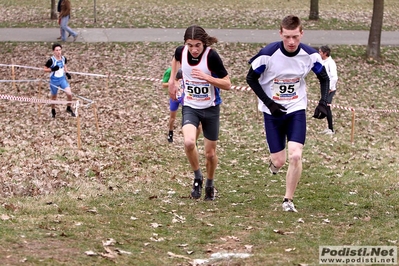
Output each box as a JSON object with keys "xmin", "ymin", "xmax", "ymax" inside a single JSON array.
[
  {"xmin": 319, "ymin": 45, "xmax": 331, "ymax": 57},
  {"xmin": 280, "ymin": 15, "xmax": 303, "ymax": 32},
  {"xmin": 52, "ymin": 43, "xmax": 62, "ymax": 51}
]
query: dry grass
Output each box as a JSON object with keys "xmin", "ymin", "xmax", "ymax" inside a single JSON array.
[
  {"xmin": 0, "ymin": 0, "xmax": 398, "ymax": 30},
  {"xmin": 1, "ymin": 42, "xmax": 399, "ymax": 265},
  {"xmin": 1, "ymin": 1, "xmax": 399, "ymax": 264}
]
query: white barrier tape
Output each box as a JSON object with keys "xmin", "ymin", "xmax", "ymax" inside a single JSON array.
[
  {"xmin": 356, "ymin": 107, "xmax": 399, "ymax": 113},
  {"xmin": 2, "ymin": 63, "xmax": 398, "ymax": 114},
  {"xmin": 0, "ymin": 76, "xmax": 94, "ymax": 105},
  {"xmin": 74, "ymin": 95, "xmax": 94, "ymax": 104},
  {"xmin": 0, "ymin": 63, "xmax": 107, "ymax": 78},
  {"xmin": 308, "ymin": 99, "xmax": 355, "ymax": 112},
  {"xmin": 68, "ymin": 71, "xmax": 107, "ymax": 78},
  {"xmin": 0, "ymin": 63, "xmax": 42, "ymax": 71},
  {"xmin": 0, "ymin": 94, "xmax": 75, "ymax": 105},
  {"xmin": 109, "ymin": 74, "xmax": 163, "ymax": 83},
  {"xmin": 231, "ymin": 85, "xmax": 251, "ymax": 91},
  {"xmin": 0, "ymin": 79, "xmax": 42, "ymax": 83},
  {"xmin": 308, "ymin": 99, "xmax": 399, "ymax": 113},
  {"xmin": 48, "ymin": 81, "xmax": 94, "ymax": 104}
]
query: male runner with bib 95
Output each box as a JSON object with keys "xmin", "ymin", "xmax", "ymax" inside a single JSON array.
[{"xmin": 246, "ymin": 15, "xmax": 330, "ymax": 212}]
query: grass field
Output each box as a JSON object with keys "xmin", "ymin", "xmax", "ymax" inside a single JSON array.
[
  {"xmin": 1, "ymin": 41, "xmax": 399, "ymax": 265},
  {"xmin": 1, "ymin": 1, "xmax": 399, "ymax": 265},
  {"xmin": 0, "ymin": 0, "xmax": 399, "ymax": 30}
]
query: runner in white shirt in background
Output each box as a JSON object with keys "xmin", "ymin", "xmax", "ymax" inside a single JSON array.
[{"xmin": 319, "ymin": 45, "xmax": 338, "ymax": 135}]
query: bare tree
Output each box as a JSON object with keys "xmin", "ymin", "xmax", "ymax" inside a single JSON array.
[
  {"xmin": 50, "ymin": 0, "xmax": 57, "ymax": 19},
  {"xmin": 309, "ymin": 0, "xmax": 319, "ymax": 20},
  {"xmin": 367, "ymin": 0, "xmax": 384, "ymax": 60}
]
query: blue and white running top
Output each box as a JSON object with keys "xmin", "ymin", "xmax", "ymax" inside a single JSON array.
[
  {"xmin": 47, "ymin": 56, "xmax": 67, "ymax": 81},
  {"xmin": 249, "ymin": 41, "xmax": 324, "ymax": 115}
]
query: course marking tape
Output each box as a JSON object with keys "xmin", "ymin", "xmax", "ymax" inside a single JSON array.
[
  {"xmin": 0, "ymin": 94, "xmax": 75, "ymax": 105},
  {"xmin": 0, "ymin": 79, "xmax": 42, "ymax": 83},
  {"xmin": 2, "ymin": 63, "xmax": 398, "ymax": 113}
]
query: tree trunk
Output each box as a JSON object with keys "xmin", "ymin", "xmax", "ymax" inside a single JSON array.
[
  {"xmin": 50, "ymin": 0, "xmax": 57, "ymax": 19},
  {"xmin": 367, "ymin": 0, "xmax": 384, "ymax": 60},
  {"xmin": 309, "ymin": 0, "xmax": 319, "ymax": 20}
]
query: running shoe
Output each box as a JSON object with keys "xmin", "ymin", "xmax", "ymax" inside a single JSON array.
[
  {"xmin": 191, "ymin": 178, "xmax": 202, "ymax": 199},
  {"xmin": 282, "ymin": 199, "xmax": 298, "ymax": 212},
  {"xmin": 204, "ymin": 186, "xmax": 215, "ymax": 201},
  {"xmin": 66, "ymin": 106, "xmax": 76, "ymax": 117},
  {"xmin": 168, "ymin": 132, "xmax": 173, "ymax": 143},
  {"xmin": 320, "ymin": 128, "xmax": 331, "ymax": 134}
]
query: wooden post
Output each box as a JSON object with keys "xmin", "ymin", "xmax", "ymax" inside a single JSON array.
[
  {"xmin": 351, "ymin": 110, "xmax": 355, "ymax": 143},
  {"xmin": 38, "ymin": 79, "xmax": 42, "ymax": 116},
  {"xmin": 92, "ymin": 102, "xmax": 100, "ymax": 134},
  {"xmin": 106, "ymin": 73, "xmax": 110, "ymax": 90},
  {"xmin": 76, "ymin": 101, "xmax": 82, "ymax": 149},
  {"xmin": 11, "ymin": 60, "xmax": 16, "ymax": 91}
]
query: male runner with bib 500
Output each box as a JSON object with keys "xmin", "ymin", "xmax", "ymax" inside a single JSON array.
[{"xmin": 168, "ymin": 25, "xmax": 231, "ymax": 201}]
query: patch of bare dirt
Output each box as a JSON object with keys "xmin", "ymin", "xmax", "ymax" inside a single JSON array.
[{"xmin": 0, "ymin": 238, "xmax": 81, "ymax": 265}]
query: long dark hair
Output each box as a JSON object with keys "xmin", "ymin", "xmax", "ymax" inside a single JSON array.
[{"xmin": 183, "ymin": 25, "xmax": 218, "ymax": 46}]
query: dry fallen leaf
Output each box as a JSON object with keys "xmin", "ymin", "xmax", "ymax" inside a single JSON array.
[
  {"xmin": 84, "ymin": 250, "xmax": 98, "ymax": 256},
  {"xmin": 363, "ymin": 216, "xmax": 371, "ymax": 221},
  {"xmin": 86, "ymin": 208, "xmax": 98, "ymax": 214},
  {"xmin": 167, "ymin": 251, "xmax": 191, "ymax": 261},
  {"xmin": 100, "ymin": 252, "xmax": 117, "ymax": 260},
  {"xmin": 101, "ymin": 246, "xmax": 118, "ymax": 259},
  {"xmin": 150, "ymin": 222, "xmax": 162, "ymax": 228},
  {"xmin": 2, "ymin": 203, "xmax": 18, "ymax": 211},
  {"xmin": 244, "ymin": 245, "xmax": 253, "ymax": 252},
  {"xmin": 1, "ymin": 214, "xmax": 11, "ymax": 221},
  {"xmin": 230, "ymin": 236, "xmax": 240, "ymax": 241},
  {"xmin": 115, "ymin": 248, "xmax": 132, "ymax": 255},
  {"xmin": 273, "ymin": 229, "xmax": 294, "ymax": 235},
  {"xmin": 102, "ymin": 238, "xmax": 116, "ymax": 246},
  {"xmin": 172, "ymin": 213, "xmax": 186, "ymax": 223},
  {"xmin": 150, "ymin": 236, "xmax": 165, "ymax": 242}
]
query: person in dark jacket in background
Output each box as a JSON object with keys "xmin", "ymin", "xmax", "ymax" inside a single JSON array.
[{"xmin": 59, "ymin": 0, "xmax": 78, "ymax": 42}]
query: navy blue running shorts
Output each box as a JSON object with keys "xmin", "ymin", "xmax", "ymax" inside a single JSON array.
[{"xmin": 263, "ymin": 109, "xmax": 306, "ymax": 153}]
